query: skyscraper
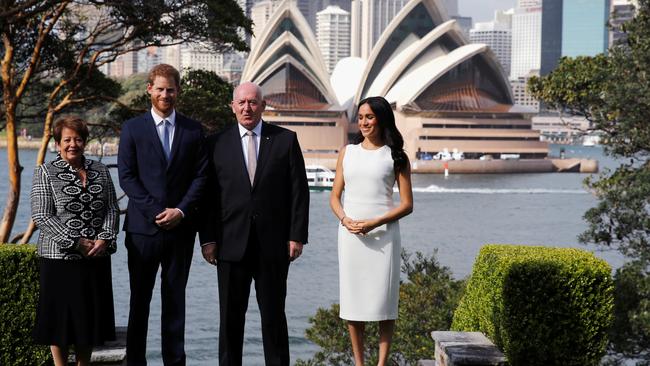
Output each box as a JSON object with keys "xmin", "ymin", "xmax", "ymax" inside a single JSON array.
[
  {"xmin": 317, "ymin": 5, "xmax": 351, "ymax": 73},
  {"xmin": 562, "ymin": 0, "xmax": 609, "ymax": 57},
  {"xmin": 510, "ymin": 1, "xmax": 542, "ymax": 78},
  {"xmin": 470, "ymin": 20, "xmax": 512, "ymax": 76},
  {"xmin": 609, "ymin": 0, "xmax": 636, "ymax": 46},
  {"xmin": 355, "ymin": 0, "xmax": 409, "ymax": 59},
  {"xmin": 540, "ymin": 0, "xmax": 609, "ymax": 75},
  {"xmin": 250, "ymin": 0, "xmax": 280, "ymax": 48}
]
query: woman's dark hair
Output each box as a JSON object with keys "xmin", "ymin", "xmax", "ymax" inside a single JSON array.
[
  {"xmin": 355, "ymin": 96, "xmax": 408, "ymax": 173},
  {"xmin": 52, "ymin": 116, "xmax": 89, "ymax": 144}
]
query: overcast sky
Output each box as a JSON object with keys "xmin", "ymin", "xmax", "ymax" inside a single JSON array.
[{"xmin": 459, "ymin": 0, "xmax": 517, "ymax": 23}]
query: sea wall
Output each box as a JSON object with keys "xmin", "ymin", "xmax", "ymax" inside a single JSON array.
[{"xmin": 305, "ymin": 158, "xmax": 598, "ymax": 174}]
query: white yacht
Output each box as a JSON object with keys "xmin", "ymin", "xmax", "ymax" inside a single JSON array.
[{"xmin": 306, "ymin": 165, "xmax": 335, "ymax": 190}]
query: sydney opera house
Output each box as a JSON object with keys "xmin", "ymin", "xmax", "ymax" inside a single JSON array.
[{"xmin": 242, "ymin": 0, "xmax": 549, "ymax": 165}]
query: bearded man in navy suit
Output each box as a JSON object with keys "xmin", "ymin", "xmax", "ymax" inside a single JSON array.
[
  {"xmin": 118, "ymin": 64, "xmax": 207, "ymax": 366},
  {"xmin": 200, "ymin": 82, "xmax": 309, "ymax": 366}
]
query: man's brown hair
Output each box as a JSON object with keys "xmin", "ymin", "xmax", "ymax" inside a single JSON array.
[{"xmin": 148, "ymin": 64, "xmax": 181, "ymax": 87}]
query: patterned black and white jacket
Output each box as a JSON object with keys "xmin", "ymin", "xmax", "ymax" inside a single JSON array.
[{"xmin": 30, "ymin": 154, "xmax": 120, "ymax": 260}]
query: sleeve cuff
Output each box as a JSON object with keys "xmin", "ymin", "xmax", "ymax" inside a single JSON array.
[{"xmin": 175, "ymin": 208, "xmax": 185, "ymax": 218}]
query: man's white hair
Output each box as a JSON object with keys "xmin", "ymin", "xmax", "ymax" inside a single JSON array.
[{"xmin": 233, "ymin": 81, "xmax": 264, "ymax": 101}]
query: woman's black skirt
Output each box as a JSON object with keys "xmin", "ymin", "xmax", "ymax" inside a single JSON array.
[{"xmin": 33, "ymin": 256, "xmax": 116, "ymax": 347}]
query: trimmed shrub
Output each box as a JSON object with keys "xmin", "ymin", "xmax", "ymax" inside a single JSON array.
[
  {"xmin": 451, "ymin": 244, "xmax": 613, "ymax": 366},
  {"xmin": 0, "ymin": 244, "xmax": 51, "ymax": 365}
]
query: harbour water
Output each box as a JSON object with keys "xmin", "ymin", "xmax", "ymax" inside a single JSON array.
[{"xmin": 0, "ymin": 145, "xmax": 626, "ymax": 365}]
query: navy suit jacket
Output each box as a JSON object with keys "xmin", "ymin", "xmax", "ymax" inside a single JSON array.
[
  {"xmin": 118, "ymin": 111, "xmax": 207, "ymax": 237},
  {"xmin": 199, "ymin": 122, "xmax": 309, "ymax": 262}
]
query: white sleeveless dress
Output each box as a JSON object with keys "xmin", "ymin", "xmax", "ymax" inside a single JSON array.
[{"xmin": 338, "ymin": 143, "xmax": 401, "ymax": 321}]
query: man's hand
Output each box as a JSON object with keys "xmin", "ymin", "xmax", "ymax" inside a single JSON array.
[
  {"xmin": 288, "ymin": 241, "xmax": 303, "ymax": 262},
  {"xmin": 202, "ymin": 243, "xmax": 218, "ymax": 266},
  {"xmin": 155, "ymin": 208, "xmax": 183, "ymax": 230},
  {"xmin": 87, "ymin": 239, "xmax": 107, "ymax": 257}
]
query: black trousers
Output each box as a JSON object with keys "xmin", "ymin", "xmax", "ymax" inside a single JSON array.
[
  {"xmin": 125, "ymin": 231, "xmax": 194, "ymax": 366},
  {"xmin": 217, "ymin": 232, "xmax": 290, "ymax": 366}
]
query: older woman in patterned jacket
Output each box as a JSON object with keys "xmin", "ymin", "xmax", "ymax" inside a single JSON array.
[{"xmin": 31, "ymin": 116, "xmax": 119, "ymax": 366}]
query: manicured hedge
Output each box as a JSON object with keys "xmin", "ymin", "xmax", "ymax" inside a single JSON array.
[
  {"xmin": 0, "ymin": 244, "xmax": 51, "ymax": 365},
  {"xmin": 451, "ymin": 244, "xmax": 613, "ymax": 366}
]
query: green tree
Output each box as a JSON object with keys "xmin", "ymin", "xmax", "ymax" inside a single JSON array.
[
  {"xmin": 528, "ymin": 1, "xmax": 650, "ymax": 262},
  {"xmin": 124, "ymin": 69, "xmax": 236, "ymax": 135},
  {"xmin": 295, "ymin": 250, "xmax": 465, "ymax": 366},
  {"xmin": 0, "ymin": 0, "xmax": 252, "ymax": 243},
  {"xmin": 528, "ymin": 1, "xmax": 650, "ymax": 363}
]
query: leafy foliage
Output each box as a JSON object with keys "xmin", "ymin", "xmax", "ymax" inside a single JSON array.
[
  {"xmin": 603, "ymin": 261, "xmax": 650, "ymax": 365},
  {"xmin": 452, "ymin": 245, "xmax": 613, "ymax": 366},
  {"xmin": 528, "ymin": 0, "xmax": 650, "ymax": 261},
  {"xmin": 0, "ymin": 244, "xmax": 50, "ymax": 366},
  {"xmin": 295, "ymin": 250, "xmax": 465, "ymax": 366}
]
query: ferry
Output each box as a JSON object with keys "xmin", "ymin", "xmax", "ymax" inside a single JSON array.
[{"xmin": 306, "ymin": 165, "xmax": 335, "ymax": 191}]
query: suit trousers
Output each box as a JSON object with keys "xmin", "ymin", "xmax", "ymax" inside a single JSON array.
[
  {"xmin": 217, "ymin": 229, "xmax": 290, "ymax": 366},
  {"xmin": 125, "ymin": 231, "xmax": 194, "ymax": 366}
]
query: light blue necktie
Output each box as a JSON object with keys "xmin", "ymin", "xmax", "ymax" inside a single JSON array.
[{"xmin": 162, "ymin": 120, "xmax": 171, "ymax": 160}]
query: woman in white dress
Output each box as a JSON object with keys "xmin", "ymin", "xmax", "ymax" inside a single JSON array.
[{"xmin": 330, "ymin": 96, "xmax": 413, "ymax": 365}]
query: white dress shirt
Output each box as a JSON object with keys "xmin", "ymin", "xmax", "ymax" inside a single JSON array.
[
  {"xmin": 238, "ymin": 120, "xmax": 262, "ymax": 167},
  {"xmin": 151, "ymin": 108, "xmax": 176, "ymax": 152}
]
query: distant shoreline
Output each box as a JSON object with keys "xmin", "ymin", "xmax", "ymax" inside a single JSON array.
[
  {"xmin": 0, "ymin": 138, "xmax": 42, "ymax": 149},
  {"xmin": 0, "ymin": 138, "xmax": 119, "ymax": 155}
]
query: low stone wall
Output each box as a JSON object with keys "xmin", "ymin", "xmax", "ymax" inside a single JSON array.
[{"xmin": 418, "ymin": 331, "xmax": 507, "ymax": 366}]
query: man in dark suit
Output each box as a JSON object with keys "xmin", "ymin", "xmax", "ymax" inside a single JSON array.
[
  {"xmin": 118, "ymin": 64, "xmax": 207, "ymax": 366},
  {"xmin": 200, "ymin": 82, "xmax": 309, "ymax": 366}
]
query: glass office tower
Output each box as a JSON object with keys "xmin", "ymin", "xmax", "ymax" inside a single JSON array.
[{"xmin": 541, "ymin": 0, "xmax": 609, "ymax": 75}]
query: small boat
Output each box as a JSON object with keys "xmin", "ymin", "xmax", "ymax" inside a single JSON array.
[{"xmin": 306, "ymin": 165, "xmax": 335, "ymax": 191}]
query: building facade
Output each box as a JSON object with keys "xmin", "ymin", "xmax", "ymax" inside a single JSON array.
[
  {"xmin": 609, "ymin": 0, "xmax": 636, "ymax": 46},
  {"xmin": 511, "ymin": 3, "xmax": 542, "ymax": 78},
  {"xmin": 470, "ymin": 21, "xmax": 511, "ymax": 77},
  {"xmin": 316, "ymin": 6, "xmax": 351, "ymax": 73},
  {"xmin": 541, "ymin": 0, "xmax": 610, "ymax": 75},
  {"xmin": 510, "ymin": 73, "xmax": 540, "ymax": 111}
]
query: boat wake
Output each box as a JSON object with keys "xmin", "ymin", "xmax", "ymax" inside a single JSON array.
[{"xmin": 410, "ymin": 185, "xmax": 588, "ymax": 195}]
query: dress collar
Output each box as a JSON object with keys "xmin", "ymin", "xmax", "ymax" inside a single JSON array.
[{"xmin": 54, "ymin": 153, "xmax": 90, "ymax": 172}]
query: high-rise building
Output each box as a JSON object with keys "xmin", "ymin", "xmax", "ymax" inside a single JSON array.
[
  {"xmin": 540, "ymin": 0, "xmax": 609, "ymax": 75},
  {"xmin": 609, "ymin": 0, "xmax": 636, "ymax": 46},
  {"xmin": 470, "ymin": 20, "xmax": 511, "ymax": 76},
  {"xmin": 356, "ymin": 0, "xmax": 408, "ymax": 58},
  {"xmin": 562, "ymin": 0, "xmax": 609, "ymax": 57},
  {"xmin": 540, "ymin": 0, "xmax": 563, "ymax": 75},
  {"xmin": 317, "ymin": 5, "xmax": 351, "ymax": 73},
  {"xmin": 510, "ymin": 3, "xmax": 542, "ymax": 78},
  {"xmin": 250, "ymin": 0, "xmax": 280, "ymax": 48},
  {"xmin": 371, "ymin": 0, "xmax": 409, "ymax": 45},
  {"xmin": 510, "ymin": 71, "xmax": 540, "ymax": 111}
]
